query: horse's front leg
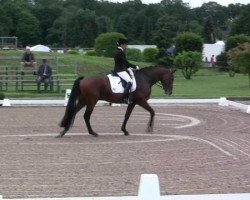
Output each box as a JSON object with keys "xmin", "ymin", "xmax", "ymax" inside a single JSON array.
[
  {"xmin": 84, "ymin": 103, "xmax": 98, "ymax": 137},
  {"xmin": 138, "ymin": 101, "xmax": 155, "ymax": 133},
  {"xmin": 121, "ymin": 103, "xmax": 136, "ymax": 136}
]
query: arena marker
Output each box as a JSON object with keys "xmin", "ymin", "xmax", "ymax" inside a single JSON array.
[{"xmin": 138, "ymin": 174, "xmax": 160, "ymax": 200}]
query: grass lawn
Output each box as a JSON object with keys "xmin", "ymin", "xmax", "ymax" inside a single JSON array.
[
  {"xmin": 152, "ymin": 74, "xmax": 250, "ymax": 98},
  {"xmin": 0, "ymin": 50, "xmax": 249, "ymax": 99}
]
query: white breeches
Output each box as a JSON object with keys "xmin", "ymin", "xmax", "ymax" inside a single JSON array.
[{"xmin": 117, "ymin": 71, "xmax": 133, "ymax": 83}]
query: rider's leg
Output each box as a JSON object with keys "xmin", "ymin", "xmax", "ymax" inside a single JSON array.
[{"xmin": 117, "ymin": 71, "xmax": 133, "ymax": 103}]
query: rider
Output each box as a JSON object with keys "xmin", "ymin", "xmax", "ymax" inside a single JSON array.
[{"xmin": 114, "ymin": 38, "xmax": 139, "ymax": 104}]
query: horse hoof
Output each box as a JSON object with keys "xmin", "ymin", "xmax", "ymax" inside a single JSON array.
[
  {"xmin": 124, "ymin": 132, "xmax": 130, "ymax": 136},
  {"xmin": 90, "ymin": 132, "xmax": 98, "ymax": 137},
  {"xmin": 146, "ymin": 127, "xmax": 153, "ymax": 133}
]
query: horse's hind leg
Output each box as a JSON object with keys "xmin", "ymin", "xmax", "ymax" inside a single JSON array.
[
  {"xmin": 84, "ymin": 102, "xmax": 98, "ymax": 137},
  {"xmin": 57, "ymin": 101, "xmax": 85, "ymax": 138}
]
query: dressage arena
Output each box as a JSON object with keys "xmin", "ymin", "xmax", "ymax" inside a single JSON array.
[{"xmin": 0, "ymin": 102, "xmax": 249, "ymax": 199}]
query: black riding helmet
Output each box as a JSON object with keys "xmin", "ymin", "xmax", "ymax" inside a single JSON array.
[{"xmin": 117, "ymin": 38, "xmax": 127, "ymax": 46}]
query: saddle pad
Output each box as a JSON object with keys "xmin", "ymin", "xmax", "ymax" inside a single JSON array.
[{"xmin": 107, "ymin": 74, "xmax": 136, "ymax": 94}]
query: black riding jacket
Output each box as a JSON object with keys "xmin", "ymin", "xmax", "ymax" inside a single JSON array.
[{"xmin": 114, "ymin": 47, "xmax": 136, "ymax": 73}]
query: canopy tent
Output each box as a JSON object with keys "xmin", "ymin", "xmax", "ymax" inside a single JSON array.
[
  {"xmin": 30, "ymin": 44, "xmax": 52, "ymax": 52},
  {"xmin": 203, "ymin": 41, "xmax": 225, "ymax": 62}
]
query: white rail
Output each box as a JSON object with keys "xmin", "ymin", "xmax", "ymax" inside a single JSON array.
[{"xmin": 1, "ymin": 97, "xmax": 249, "ymax": 114}]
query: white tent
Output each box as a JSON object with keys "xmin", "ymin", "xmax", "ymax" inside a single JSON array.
[
  {"xmin": 30, "ymin": 44, "xmax": 52, "ymax": 52},
  {"xmin": 203, "ymin": 41, "xmax": 225, "ymax": 62}
]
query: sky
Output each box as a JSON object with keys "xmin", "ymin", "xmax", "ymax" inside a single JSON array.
[{"xmin": 105, "ymin": 0, "xmax": 250, "ymax": 8}]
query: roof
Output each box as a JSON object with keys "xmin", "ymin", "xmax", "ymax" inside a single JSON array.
[{"xmin": 30, "ymin": 44, "xmax": 51, "ymax": 52}]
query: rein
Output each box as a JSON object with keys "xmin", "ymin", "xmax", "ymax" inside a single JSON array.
[{"xmin": 156, "ymin": 81, "xmax": 163, "ymax": 89}]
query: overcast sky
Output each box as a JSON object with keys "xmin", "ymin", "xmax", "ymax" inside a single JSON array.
[{"xmin": 105, "ymin": 0, "xmax": 250, "ymax": 8}]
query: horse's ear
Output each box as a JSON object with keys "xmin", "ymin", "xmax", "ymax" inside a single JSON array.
[
  {"xmin": 171, "ymin": 69, "xmax": 177, "ymax": 74},
  {"xmin": 169, "ymin": 67, "xmax": 176, "ymax": 74}
]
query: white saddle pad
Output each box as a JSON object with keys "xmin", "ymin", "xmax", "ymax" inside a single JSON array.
[{"xmin": 107, "ymin": 73, "xmax": 136, "ymax": 94}]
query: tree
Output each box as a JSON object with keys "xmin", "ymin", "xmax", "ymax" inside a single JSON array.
[
  {"xmin": 153, "ymin": 14, "xmax": 179, "ymax": 49},
  {"xmin": 230, "ymin": 5, "xmax": 250, "ymax": 36},
  {"xmin": 47, "ymin": 7, "xmax": 98, "ymax": 47},
  {"xmin": 202, "ymin": 18, "xmax": 215, "ymax": 43},
  {"xmin": 32, "ymin": 0, "xmax": 63, "ymax": 44},
  {"xmin": 0, "ymin": 7, "xmax": 11, "ymax": 36},
  {"xmin": 225, "ymin": 34, "xmax": 250, "ymax": 52},
  {"xmin": 96, "ymin": 16, "xmax": 113, "ymax": 35},
  {"xmin": 94, "ymin": 32, "xmax": 125, "ymax": 57},
  {"xmin": 228, "ymin": 43, "xmax": 250, "ymax": 86},
  {"xmin": 174, "ymin": 32, "xmax": 203, "ymax": 55},
  {"xmin": 116, "ymin": 11, "xmax": 135, "ymax": 41},
  {"xmin": 16, "ymin": 10, "xmax": 41, "ymax": 46},
  {"xmin": 174, "ymin": 51, "xmax": 202, "ymax": 79}
]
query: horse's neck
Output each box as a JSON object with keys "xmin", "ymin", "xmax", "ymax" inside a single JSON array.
[{"xmin": 138, "ymin": 67, "xmax": 164, "ymax": 85}]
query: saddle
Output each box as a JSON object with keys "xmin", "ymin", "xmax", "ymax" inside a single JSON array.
[{"xmin": 107, "ymin": 69, "xmax": 136, "ymax": 94}]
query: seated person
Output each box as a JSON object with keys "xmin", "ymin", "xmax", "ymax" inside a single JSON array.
[
  {"xmin": 36, "ymin": 59, "xmax": 52, "ymax": 92},
  {"xmin": 21, "ymin": 46, "xmax": 36, "ymax": 74}
]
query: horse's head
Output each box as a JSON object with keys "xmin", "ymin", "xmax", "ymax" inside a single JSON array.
[{"xmin": 160, "ymin": 68, "xmax": 174, "ymax": 95}]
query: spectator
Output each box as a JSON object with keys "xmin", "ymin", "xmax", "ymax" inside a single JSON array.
[
  {"xmin": 21, "ymin": 46, "xmax": 36, "ymax": 74},
  {"xmin": 210, "ymin": 55, "xmax": 215, "ymax": 67},
  {"xmin": 36, "ymin": 59, "xmax": 52, "ymax": 92}
]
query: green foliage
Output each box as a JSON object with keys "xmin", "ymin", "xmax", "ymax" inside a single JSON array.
[
  {"xmin": 202, "ymin": 18, "xmax": 215, "ymax": 44},
  {"xmin": 230, "ymin": 5, "xmax": 250, "ymax": 36},
  {"xmin": 85, "ymin": 50, "xmax": 96, "ymax": 56},
  {"xmin": 126, "ymin": 48, "xmax": 142, "ymax": 62},
  {"xmin": 94, "ymin": 32, "xmax": 125, "ymax": 57},
  {"xmin": 216, "ymin": 52, "xmax": 229, "ymax": 71},
  {"xmin": 67, "ymin": 49, "xmax": 79, "ymax": 54},
  {"xmin": 228, "ymin": 42, "xmax": 250, "ymax": 86},
  {"xmin": 143, "ymin": 48, "xmax": 158, "ymax": 62},
  {"xmin": 153, "ymin": 14, "xmax": 179, "ymax": 49},
  {"xmin": 0, "ymin": 92, "xmax": 5, "ymax": 100},
  {"xmin": 174, "ymin": 32, "xmax": 203, "ymax": 55},
  {"xmin": 0, "ymin": 1, "xmax": 249, "ymax": 52},
  {"xmin": 0, "ymin": 50, "xmax": 249, "ymax": 98},
  {"xmin": 174, "ymin": 51, "xmax": 202, "ymax": 79},
  {"xmin": 225, "ymin": 34, "xmax": 250, "ymax": 52},
  {"xmin": 156, "ymin": 48, "xmax": 174, "ymax": 66}
]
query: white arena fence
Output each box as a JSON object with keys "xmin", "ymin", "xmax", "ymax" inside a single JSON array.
[
  {"xmin": 0, "ymin": 96, "xmax": 249, "ymax": 114},
  {"xmin": 0, "ymin": 174, "xmax": 249, "ymax": 200}
]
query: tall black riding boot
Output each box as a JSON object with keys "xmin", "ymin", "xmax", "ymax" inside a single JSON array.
[{"xmin": 122, "ymin": 82, "xmax": 132, "ymax": 104}]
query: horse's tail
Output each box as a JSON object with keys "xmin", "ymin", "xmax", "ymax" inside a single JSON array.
[{"xmin": 59, "ymin": 76, "xmax": 84, "ymax": 131}]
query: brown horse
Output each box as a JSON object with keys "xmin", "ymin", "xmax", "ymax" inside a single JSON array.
[{"xmin": 58, "ymin": 65, "xmax": 174, "ymax": 137}]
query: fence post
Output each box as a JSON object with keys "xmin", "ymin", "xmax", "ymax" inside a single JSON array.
[
  {"xmin": 219, "ymin": 97, "xmax": 228, "ymax": 106},
  {"xmin": 64, "ymin": 89, "xmax": 71, "ymax": 106},
  {"xmin": 3, "ymin": 98, "xmax": 11, "ymax": 106},
  {"xmin": 247, "ymin": 105, "xmax": 250, "ymax": 114}
]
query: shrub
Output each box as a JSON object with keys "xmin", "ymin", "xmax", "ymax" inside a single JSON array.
[
  {"xmin": 126, "ymin": 48, "xmax": 142, "ymax": 61},
  {"xmin": 216, "ymin": 52, "xmax": 229, "ymax": 71},
  {"xmin": 228, "ymin": 42, "xmax": 250, "ymax": 86},
  {"xmin": 174, "ymin": 32, "xmax": 203, "ymax": 55},
  {"xmin": 174, "ymin": 51, "xmax": 202, "ymax": 79},
  {"xmin": 67, "ymin": 49, "xmax": 79, "ymax": 54},
  {"xmin": 85, "ymin": 50, "xmax": 97, "ymax": 56},
  {"xmin": 0, "ymin": 92, "xmax": 5, "ymax": 100},
  {"xmin": 225, "ymin": 34, "xmax": 250, "ymax": 52},
  {"xmin": 95, "ymin": 32, "xmax": 125, "ymax": 57},
  {"xmin": 143, "ymin": 48, "xmax": 158, "ymax": 62}
]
